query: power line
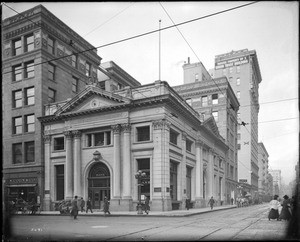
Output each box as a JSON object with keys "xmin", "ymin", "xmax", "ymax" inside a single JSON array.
[
  {"xmin": 2, "ymin": 1, "xmax": 260, "ymax": 75},
  {"xmin": 240, "ymin": 97, "xmax": 298, "ymax": 108},
  {"xmin": 83, "ymin": 2, "xmax": 136, "ymax": 37}
]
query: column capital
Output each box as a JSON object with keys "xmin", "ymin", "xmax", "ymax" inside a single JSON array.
[
  {"xmin": 152, "ymin": 119, "xmax": 171, "ymax": 130},
  {"xmin": 121, "ymin": 123, "xmax": 131, "ymax": 133},
  {"xmin": 196, "ymin": 139, "xmax": 204, "ymax": 147},
  {"xmin": 182, "ymin": 132, "xmax": 187, "ymax": 141},
  {"xmin": 111, "ymin": 124, "xmax": 121, "ymax": 134},
  {"xmin": 72, "ymin": 130, "xmax": 81, "ymax": 139},
  {"xmin": 43, "ymin": 135, "xmax": 51, "ymax": 144},
  {"xmin": 63, "ymin": 130, "xmax": 73, "ymax": 139}
]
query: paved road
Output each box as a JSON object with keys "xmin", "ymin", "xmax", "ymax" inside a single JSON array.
[{"xmin": 5, "ymin": 204, "xmax": 289, "ymax": 241}]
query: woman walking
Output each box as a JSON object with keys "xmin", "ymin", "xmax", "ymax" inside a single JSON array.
[
  {"xmin": 86, "ymin": 197, "xmax": 93, "ymax": 213},
  {"xmin": 208, "ymin": 196, "xmax": 215, "ymax": 210},
  {"xmin": 279, "ymin": 195, "xmax": 292, "ymax": 221},
  {"xmin": 71, "ymin": 196, "xmax": 79, "ymax": 220},
  {"xmin": 268, "ymin": 195, "xmax": 281, "ymax": 221}
]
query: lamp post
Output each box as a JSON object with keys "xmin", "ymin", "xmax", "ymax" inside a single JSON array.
[{"xmin": 135, "ymin": 170, "xmax": 146, "ymax": 215}]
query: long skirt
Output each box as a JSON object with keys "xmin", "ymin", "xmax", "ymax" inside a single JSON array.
[
  {"xmin": 268, "ymin": 208, "xmax": 279, "ymax": 220},
  {"xmin": 279, "ymin": 207, "xmax": 292, "ymax": 220}
]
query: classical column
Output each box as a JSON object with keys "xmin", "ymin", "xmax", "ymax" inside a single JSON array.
[
  {"xmin": 73, "ymin": 130, "xmax": 81, "ymax": 197},
  {"xmin": 64, "ymin": 131, "xmax": 73, "ymax": 199},
  {"xmin": 112, "ymin": 124, "xmax": 121, "ymax": 198},
  {"xmin": 195, "ymin": 140, "xmax": 202, "ymax": 200},
  {"xmin": 121, "ymin": 123, "xmax": 132, "ymax": 199},
  {"xmin": 179, "ymin": 132, "xmax": 186, "ymax": 202},
  {"xmin": 207, "ymin": 148, "xmax": 215, "ymax": 198},
  {"xmin": 43, "ymin": 135, "xmax": 51, "ymax": 210}
]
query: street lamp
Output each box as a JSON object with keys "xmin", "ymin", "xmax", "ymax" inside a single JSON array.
[{"xmin": 135, "ymin": 170, "xmax": 146, "ymax": 215}]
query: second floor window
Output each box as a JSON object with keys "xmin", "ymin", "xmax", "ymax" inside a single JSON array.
[
  {"xmin": 86, "ymin": 131, "xmax": 111, "ymax": 147},
  {"xmin": 13, "ymin": 116, "xmax": 23, "ymax": 134},
  {"xmin": 136, "ymin": 126, "xmax": 150, "ymax": 142},
  {"xmin": 212, "ymin": 94, "xmax": 218, "ymax": 105},
  {"xmin": 24, "ymin": 61, "xmax": 34, "ymax": 78},
  {"xmin": 48, "ymin": 88, "xmax": 56, "ymax": 103},
  {"xmin": 25, "ymin": 34, "xmax": 34, "ymax": 52},
  {"xmin": 170, "ymin": 129, "xmax": 178, "ymax": 145},
  {"xmin": 12, "ymin": 89, "xmax": 22, "ymax": 108},
  {"xmin": 25, "ymin": 87, "xmax": 35, "ymax": 106},
  {"xmin": 201, "ymin": 96, "xmax": 208, "ymax": 107},
  {"xmin": 25, "ymin": 114, "xmax": 35, "ymax": 133},
  {"xmin": 13, "ymin": 38, "xmax": 22, "ymax": 56},
  {"xmin": 72, "ymin": 76, "xmax": 78, "ymax": 93},
  {"xmin": 236, "ymin": 78, "xmax": 240, "ymax": 86},
  {"xmin": 186, "ymin": 139, "xmax": 193, "ymax": 152},
  {"xmin": 13, "ymin": 143, "xmax": 22, "ymax": 164},
  {"xmin": 85, "ymin": 62, "xmax": 91, "ymax": 77},
  {"xmin": 13, "ymin": 64, "xmax": 22, "ymax": 82},
  {"xmin": 25, "ymin": 141, "xmax": 35, "ymax": 163},
  {"xmin": 48, "ymin": 63, "xmax": 55, "ymax": 81},
  {"xmin": 54, "ymin": 137, "xmax": 65, "ymax": 151}
]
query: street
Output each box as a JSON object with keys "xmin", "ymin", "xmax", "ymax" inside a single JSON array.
[{"xmin": 5, "ymin": 204, "xmax": 289, "ymax": 241}]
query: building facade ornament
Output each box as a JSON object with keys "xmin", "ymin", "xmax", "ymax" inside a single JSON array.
[
  {"xmin": 72, "ymin": 130, "xmax": 81, "ymax": 139},
  {"xmin": 43, "ymin": 135, "xmax": 51, "ymax": 144},
  {"xmin": 63, "ymin": 130, "xmax": 73, "ymax": 139},
  {"xmin": 182, "ymin": 132, "xmax": 187, "ymax": 141},
  {"xmin": 111, "ymin": 124, "xmax": 121, "ymax": 134},
  {"xmin": 121, "ymin": 123, "xmax": 131, "ymax": 133},
  {"xmin": 152, "ymin": 119, "xmax": 171, "ymax": 130}
]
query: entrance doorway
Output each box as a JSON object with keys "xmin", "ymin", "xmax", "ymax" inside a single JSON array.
[{"xmin": 88, "ymin": 162, "xmax": 110, "ymax": 209}]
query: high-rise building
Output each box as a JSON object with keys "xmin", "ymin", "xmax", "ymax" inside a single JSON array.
[
  {"xmin": 269, "ymin": 169, "xmax": 282, "ymax": 195},
  {"xmin": 210, "ymin": 49, "xmax": 262, "ymax": 196},
  {"xmin": 2, "ymin": 4, "xmax": 102, "ymax": 204},
  {"xmin": 173, "ymin": 62, "xmax": 240, "ymax": 204}
]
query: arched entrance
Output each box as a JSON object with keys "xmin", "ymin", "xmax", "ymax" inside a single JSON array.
[{"xmin": 88, "ymin": 162, "xmax": 110, "ymax": 209}]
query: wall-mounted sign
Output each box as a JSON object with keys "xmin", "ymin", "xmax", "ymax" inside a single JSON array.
[
  {"xmin": 215, "ymin": 56, "xmax": 249, "ymax": 69},
  {"xmin": 239, "ymin": 179, "xmax": 248, "ymax": 183}
]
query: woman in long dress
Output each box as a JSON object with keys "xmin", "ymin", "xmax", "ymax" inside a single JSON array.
[
  {"xmin": 279, "ymin": 195, "xmax": 292, "ymax": 221},
  {"xmin": 268, "ymin": 195, "xmax": 281, "ymax": 221}
]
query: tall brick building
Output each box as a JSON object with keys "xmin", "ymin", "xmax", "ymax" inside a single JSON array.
[{"xmin": 2, "ymin": 5, "xmax": 101, "ymax": 205}]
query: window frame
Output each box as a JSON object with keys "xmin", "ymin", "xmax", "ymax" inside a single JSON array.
[
  {"xmin": 236, "ymin": 77, "xmax": 240, "ymax": 86},
  {"xmin": 53, "ymin": 137, "xmax": 65, "ymax": 151},
  {"xmin": 25, "ymin": 141, "xmax": 35, "ymax": 163},
  {"xmin": 170, "ymin": 129, "xmax": 179, "ymax": 146},
  {"xmin": 212, "ymin": 111, "xmax": 218, "ymax": 122},
  {"xmin": 24, "ymin": 33, "xmax": 34, "ymax": 52},
  {"xmin": 48, "ymin": 88, "xmax": 56, "ymax": 103},
  {"xmin": 72, "ymin": 76, "xmax": 79, "ymax": 93},
  {"xmin": 201, "ymin": 96, "xmax": 208, "ymax": 107},
  {"xmin": 12, "ymin": 143, "xmax": 23, "ymax": 164},
  {"xmin": 48, "ymin": 36, "xmax": 55, "ymax": 54},
  {"xmin": 13, "ymin": 116, "xmax": 23, "ymax": 134},
  {"xmin": 48, "ymin": 62, "xmax": 55, "ymax": 81},
  {"xmin": 13, "ymin": 38, "xmax": 22, "ymax": 56},
  {"xmin": 25, "ymin": 114, "xmax": 35, "ymax": 133},
  {"xmin": 212, "ymin": 94, "xmax": 218, "ymax": 105},
  {"xmin": 13, "ymin": 64, "xmax": 22, "ymax": 82},
  {"xmin": 24, "ymin": 86, "xmax": 35, "ymax": 106},
  {"xmin": 24, "ymin": 61, "xmax": 34, "ymax": 79},
  {"xmin": 85, "ymin": 131, "xmax": 112, "ymax": 147},
  {"xmin": 72, "ymin": 53, "xmax": 77, "ymax": 68},
  {"xmin": 85, "ymin": 62, "xmax": 91, "ymax": 77},
  {"xmin": 186, "ymin": 139, "xmax": 193, "ymax": 152},
  {"xmin": 12, "ymin": 89, "xmax": 23, "ymax": 108},
  {"xmin": 136, "ymin": 125, "xmax": 150, "ymax": 142}
]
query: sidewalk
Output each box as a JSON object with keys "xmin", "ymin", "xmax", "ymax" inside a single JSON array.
[{"xmin": 37, "ymin": 204, "xmax": 237, "ymax": 217}]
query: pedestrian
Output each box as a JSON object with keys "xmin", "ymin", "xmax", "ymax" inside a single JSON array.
[
  {"xmin": 279, "ymin": 195, "xmax": 292, "ymax": 221},
  {"xmin": 208, "ymin": 196, "xmax": 215, "ymax": 210},
  {"xmin": 103, "ymin": 196, "xmax": 110, "ymax": 215},
  {"xmin": 86, "ymin": 197, "xmax": 93, "ymax": 213},
  {"xmin": 231, "ymin": 197, "xmax": 234, "ymax": 205},
  {"xmin": 186, "ymin": 198, "xmax": 190, "ymax": 210},
  {"xmin": 71, "ymin": 195, "xmax": 79, "ymax": 219},
  {"xmin": 144, "ymin": 196, "xmax": 150, "ymax": 214},
  {"xmin": 268, "ymin": 195, "xmax": 281, "ymax": 221},
  {"xmin": 80, "ymin": 197, "xmax": 85, "ymax": 212}
]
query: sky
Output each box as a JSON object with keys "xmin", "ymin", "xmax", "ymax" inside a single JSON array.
[{"xmin": 2, "ymin": 1, "xmax": 299, "ymax": 185}]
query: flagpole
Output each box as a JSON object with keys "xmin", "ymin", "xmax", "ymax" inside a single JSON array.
[{"xmin": 159, "ymin": 19, "xmax": 161, "ymax": 81}]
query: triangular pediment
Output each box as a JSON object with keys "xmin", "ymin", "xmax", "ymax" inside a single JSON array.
[
  {"xmin": 55, "ymin": 85, "xmax": 131, "ymax": 115},
  {"xmin": 202, "ymin": 116, "xmax": 220, "ymax": 137}
]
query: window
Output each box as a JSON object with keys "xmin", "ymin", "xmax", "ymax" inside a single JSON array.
[
  {"xmin": 212, "ymin": 111, "xmax": 218, "ymax": 122},
  {"xmin": 236, "ymin": 65, "xmax": 240, "ymax": 73},
  {"xmin": 13, "ymin": 143, "xmax": 22, "ymax": 164},
  {"xmin": 136, "ymin": 126, "xmax": 150, "ymax": 142},
  {"xmin": 48, "ymin": 88, "xmax": 56, "ymax": 103},
  {"xmin": 13, "ymin": 64, "xmax": 22, "ymax": 82},
  {"xmin": 13, "ymin": 38, "xmax": 22, "ymax": 56},
  {"xmin": 85, "ymin": 62, "xmax": 91, "ymax": 77},
  {"xmin": 25, "ymin": 87, "xmax": 35, "ymax": 106},
  {"xmin": 237, "ymin": 133, "xmax": 241, "ymax": 140},
  {"xmin": 228, "ymin": 77, "xmax": 233, "ymax": 82},
  {"xmin": 186, "ymin": 98, "xmax": 192, "ymax": 106},
  {"xmin": 238, "ymin": 143, "xmax": 241, "ymax": 150},
  {"xmin": 72, "ymin": 53, "xmax": 77, "ymax": 68},
  {"xmin": 186, "ymin": 139, "xmax": 193, "ymax": 152},
  {"xmin": 72, "ymin": 76, "xmax": 78, "ymax": 93},
  {"xmin": 24, "ymin": 61, "xmax": 34, "ymax": 78},
  {"xmin": 25, "ymin": 141, "xmax": 34, "ymax": 163},
  {"xmin": 170, "ymin": 161, "xmax": 178, "ymax": 201},
  {"xmin": 237, "ymin": 91, "xmax": 240, "ymax": 99},
  {"xmin": 25, "ymin": 114, "xmax": 35, "ymax": 132},
  {"xmin": 13, "ymin": 89, "xmax": 22, "ymax": 108},
  {"xmin": 236, "ymin": 78, "xmax": 240, "ymax": 86},
  {"xmin": 229, "ymin": 67, "xmax": 233, "ymax": 73},
  {"xmin": 56, "ymin": 165, "xmax": 64, "ymax": 200},
  {"xmin": 195, "ymin": 73, "xmax": 199, "ymax": 82},
  {"xmin": 137, "ymin": 158, "xmax": 150, "ymax": 197},
  {"xmin": 212, "ymin": 94, "xmax": 218, "ymax": 105},
  {"xmin": 219, "ymin": 159, "xmax": 222, "ymax": 168},
  {"xmin": 170, "ymin": 129, "xmax": 178, "ymax": 145},
  {"xmin": 201, "ymin": 96, "xmax": 208, "ymax": 107},
  {"xmin": 13, "ymin": 116, "xmax": 22, "ymax": 134},
  {"xmin": 48, "ymin": 63, "xmax": 55, "ymax": 81},
  {"xmin": 48, "ymin": 36, "xmax": 55, "ymax": 54},
  {"xmin": 54, "ymin": 137, "xmax": 65, "ymax": 151},
  {"xmin": 25, "ymin": 34, "xmax": 34, "ymax": 52},
  {"xmin": 86, "ymin": 131, "xmax": 111, "ymax": 147},
  {"xmin": 222, "ymin": 69, "xmax": 226, "ymax": 76}
]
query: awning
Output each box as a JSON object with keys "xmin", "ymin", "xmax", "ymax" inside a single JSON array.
[{"xmin": 6, "ymin": 184, "xmax": 37, "ymax": 187}]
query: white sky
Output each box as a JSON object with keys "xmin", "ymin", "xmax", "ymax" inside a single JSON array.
[{"xmin": 2, "ymin": 1, "xmax": 299, "ymax": 185}]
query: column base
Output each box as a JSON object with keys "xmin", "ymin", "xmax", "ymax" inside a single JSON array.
[
  {"xmin": 43, "ymin": 195, "xmax": 51, "ymax": 211},
  {"xmin": 110, "ymin": 198, "xmax": 133, "ymax": 211},
  {"xmin": 194, "ymin": 198, "xmax": 206, "ymax": 208},
  {"xmin": 151, "ymin": 197, "xmax": 172, "ymax": 211}
]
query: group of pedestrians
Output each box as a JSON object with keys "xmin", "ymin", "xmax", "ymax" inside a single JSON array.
[
  {"xmin": 70, "ymin": 196, "xmax": 109, "ymax": 219},
  {"xmin": 268, "ymin": 194, "xmax": 294, "ymax": 221}
]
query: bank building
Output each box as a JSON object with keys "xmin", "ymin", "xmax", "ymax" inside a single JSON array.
[{"xmin": 39, "ymin": 77, "xmax": 231, "ymax": 211}]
